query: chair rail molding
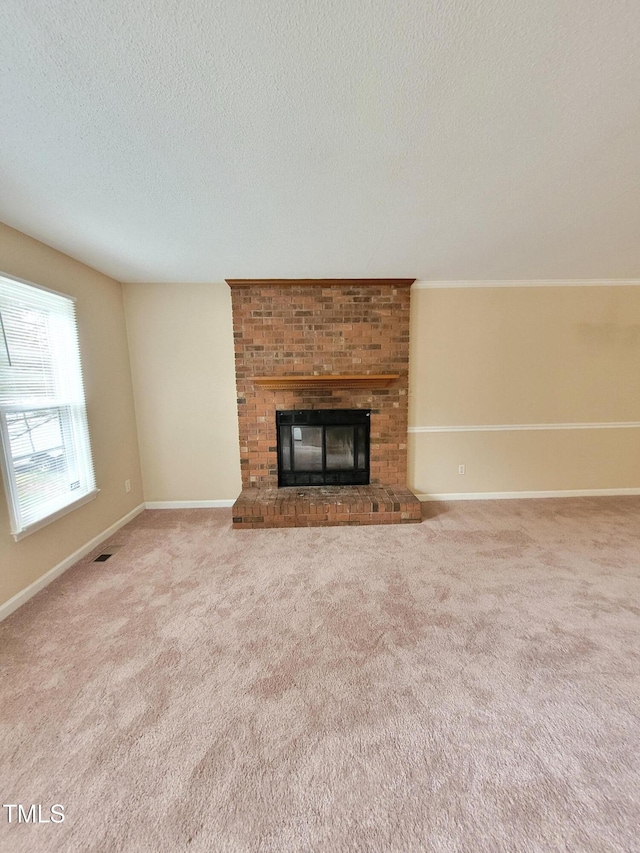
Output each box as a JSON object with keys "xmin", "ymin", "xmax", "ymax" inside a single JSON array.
[{"xmin": 408, "ymin": 421, "xmax": 640, "ymax": 433}]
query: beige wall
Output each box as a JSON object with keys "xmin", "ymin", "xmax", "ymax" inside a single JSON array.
[
  {"xmin": 0, "ymin": 223, "xmax": 143, "ymax": 608},
  {"xmin": 122, "ymin": 281, "xmax": 640, "ymax": 503},
  {"xmin": 122, "ymin": 283, "xmax": 241, "ymax": 503},
  {"xmin": 409, "ymin": 285, "xmax": 640, "ymax": 495}
]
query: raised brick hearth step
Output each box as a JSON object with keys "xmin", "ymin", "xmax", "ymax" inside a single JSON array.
[{"xmin": 232, "ymin": 485, "xmax": 422, "ymax": 529}]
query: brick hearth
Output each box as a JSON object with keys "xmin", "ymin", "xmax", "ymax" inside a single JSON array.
[
  {"xmin": 228, "ymin": 279, "xmax": 420, "ymax": 529},
  {"xmin": 232, "ymin": 486, "xmax": 422, "ymax": 528}
]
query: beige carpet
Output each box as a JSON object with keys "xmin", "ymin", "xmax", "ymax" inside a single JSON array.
[{"xmin": 1, "ymin": 498, "xmax": 639, "ymax": 852}]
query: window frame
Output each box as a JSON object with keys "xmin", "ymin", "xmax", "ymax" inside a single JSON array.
[{"xmin": 0, "ymin": 272, "xmax": 99, "ymax": 540}]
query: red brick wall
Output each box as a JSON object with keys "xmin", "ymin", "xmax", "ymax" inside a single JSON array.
[{"xmin": 229, "ymin": 281, "xmax": 412, "ymax": 488}]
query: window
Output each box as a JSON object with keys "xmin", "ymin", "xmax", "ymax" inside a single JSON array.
[{"xmin": 0, "ymin": 274, "xmax": 97, "ymax": 539}]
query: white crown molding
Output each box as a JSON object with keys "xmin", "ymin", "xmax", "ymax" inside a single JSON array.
[
  {"xmin": 416, "ymin": 488, "xmax": 640, "ymax": 501},
  {"xmin": 144, "ymin": 500, "xmax": 236, "ymax": 509},
  {"xmin": 412, "ymin": 279, "xmax": 640, "ymax": 289},
  {"xmin": 408, "ymin": 422, "xmax": 640, "ymax": 433},
  {"xmin": 0, "ymin": 502, "xmax": 145, "ymax": 622}
]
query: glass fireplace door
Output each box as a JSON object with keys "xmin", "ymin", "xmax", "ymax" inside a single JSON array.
[
  {"xmin": 292, "ymin": 426, "xmax": 323, "ymax": 471},
  {"xmin": 325, "ymin": 426, "xmax": 354, "ymax": 470},
  {"xmin": 277, "ymin": 410, "xmax": 370, "ymax": 486}
]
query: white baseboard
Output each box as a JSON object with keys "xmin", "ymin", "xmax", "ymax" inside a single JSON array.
[
  {"xmin": 0, "ymin": 502, "xmax": 145, "ymax": 623},
  {"xmin": 146, "ymin": 492, "xmax": 640, "ymax": 506},
  {"xmin": 416, "ymin": 488, "xmax": 640, "ymax": 501},
  {"xmin": 144, "ymin": 500, "xmax": 236, "ymax": 509}
]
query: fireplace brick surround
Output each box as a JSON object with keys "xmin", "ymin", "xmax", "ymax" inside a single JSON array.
[{"xmin": 228, "ymin": 279, "xmax": 421, "ymax": 527}]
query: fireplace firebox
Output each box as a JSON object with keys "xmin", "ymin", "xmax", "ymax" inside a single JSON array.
[{"xmin": 276, "ymin": 410, "xmax": 370, "ymax": 487}]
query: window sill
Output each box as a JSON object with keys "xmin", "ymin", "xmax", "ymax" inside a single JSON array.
[{"xmin": 12, "ymin": 489, "xmax": 100, "ymax": 541}]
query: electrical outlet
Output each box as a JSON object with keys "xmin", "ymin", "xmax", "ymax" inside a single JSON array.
[
  {"xmin": 458, "ymin": 464, "xmax": 466, "ymax": 475},
  {"xmin": 125, "ymin": 479, "xmax": 131, "ymax": 493}
]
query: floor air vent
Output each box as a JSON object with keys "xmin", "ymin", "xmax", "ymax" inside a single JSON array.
[{"xmin": 93, "ymin": 545, "xmax": 120, "ymax": 563}]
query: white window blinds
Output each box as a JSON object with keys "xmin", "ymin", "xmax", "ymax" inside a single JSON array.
[{"xmin": 0, "ymin": 274, "xmax": 97, "ymax": 538}]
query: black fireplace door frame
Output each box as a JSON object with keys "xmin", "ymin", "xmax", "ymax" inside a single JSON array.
[{"xmin": 276, "ymin": 409, "xmax": 370, "ymax": 487}]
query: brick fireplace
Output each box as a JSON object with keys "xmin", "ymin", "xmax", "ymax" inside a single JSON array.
[{"xmin": 228, "ymin": 279, "xmax": 422, "ymax": 527}]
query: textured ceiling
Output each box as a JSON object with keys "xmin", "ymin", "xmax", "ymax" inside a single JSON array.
[{"xmin": 1, "ymin": 1, "xmax": 640, "ymax": 283}]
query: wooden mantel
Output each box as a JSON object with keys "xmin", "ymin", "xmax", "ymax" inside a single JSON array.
[{"xmin": 251, "ymin": 374, "xmax": 400, "ymax": 390}]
